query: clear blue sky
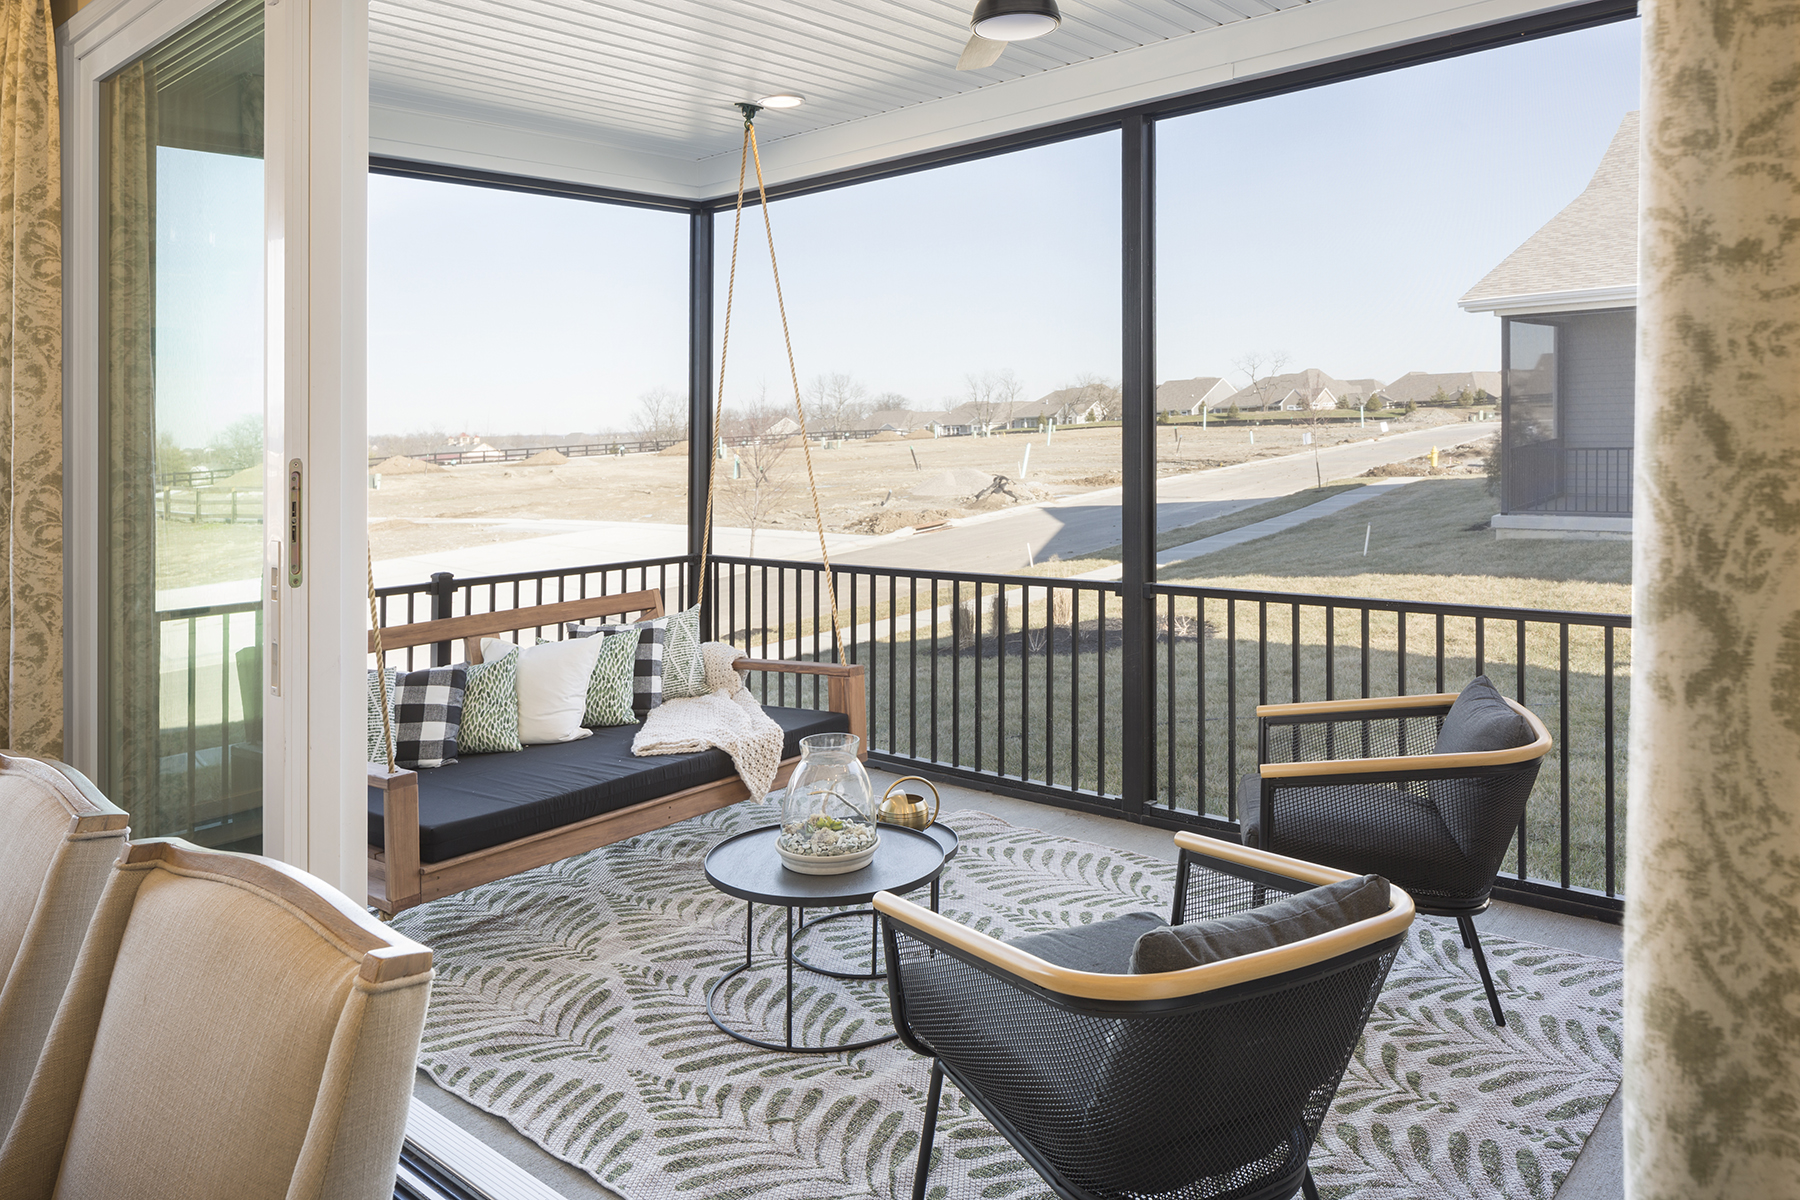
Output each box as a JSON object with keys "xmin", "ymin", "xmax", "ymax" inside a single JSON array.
[{"xmin": 366, "ymin": 18, "xmax": 1641, "ymax": 437}]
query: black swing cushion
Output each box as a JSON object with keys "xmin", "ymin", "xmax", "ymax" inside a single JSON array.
[{"xmin": 369, "ymin": 705, "xmax": 849, "ymax": 862}]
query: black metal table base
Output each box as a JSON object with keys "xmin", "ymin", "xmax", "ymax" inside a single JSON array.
[
  {"xmin": 706, "ymin": 902, "xmax": 899, "ymax": 1053},
  {"xmin": 703, "ymin": 824, "xmax": 956, "ymax": 1055}
]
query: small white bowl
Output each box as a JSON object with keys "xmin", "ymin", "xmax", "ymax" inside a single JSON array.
[{"xmin": 777, "ymin": 835, "xmax": 880, "ymax": 875}]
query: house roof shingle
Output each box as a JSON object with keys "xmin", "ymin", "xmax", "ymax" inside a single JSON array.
[{"xmin": 1460, "ymin": 112, "xmax": 1638, "ymax": 310}]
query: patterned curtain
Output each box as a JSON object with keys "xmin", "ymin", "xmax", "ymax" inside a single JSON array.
[
  {"xmin": 102, "ymin": 63, "xmax": 159, "ymax": 821},
  {"xmin": 0, "ymin": 0, "xmax": 62, "ymax": 757},
  {"xmin": 1627, "ymin": 0, "xmax": 1800, "ymax": 1195}
]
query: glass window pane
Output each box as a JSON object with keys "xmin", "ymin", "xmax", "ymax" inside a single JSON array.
[
  {"xmin": 1154, "ymin": 19, "xmax": 1639, "ymax": 601},
  {"xmin": 366, "ymin": 181, "xmax": 688, "ymax": 595},
  {"xmin": 101, "ymin": 0, "xmax": 264, "ymax": 850},
  {"xmin": 715, "ymin": 132, "xmax": 1122, "ymax": 575}
]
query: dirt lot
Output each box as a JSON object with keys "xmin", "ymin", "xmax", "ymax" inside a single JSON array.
[{"xmin": 366, "ymin": 410, "xmax": 1468, "ymax": 546}]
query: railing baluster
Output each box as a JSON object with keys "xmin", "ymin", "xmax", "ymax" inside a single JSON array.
[
  {"xmin": 1560, "ymin": 622, "xmax": 1571, "ymax": 888},
  {"xmin": 1605, "ymin": 625, "xmax": 1617, "ymax": 897},
  {"xmin": 1070, "ymin": 586, "xmax": 1080, "ymax": 793}
]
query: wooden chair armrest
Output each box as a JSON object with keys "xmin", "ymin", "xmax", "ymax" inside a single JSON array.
[
  {"xmin": 731, "ymin": 657, "xmax": 863, "ymax": 678},
  {"xmin": 1255, "ymin": 693, "xmax": 1458, "ymax": 720},
  {"xmin": 1170, "ymin": 831, "xmax": 1360, "ymax": 888},
  {"xmin": 1258, "ymin": 699, "xmax": 1551, "ymax": 777},
  {"xmin": 875, "ymin": 879, "xmax": 1413, "ymax": 1002}
]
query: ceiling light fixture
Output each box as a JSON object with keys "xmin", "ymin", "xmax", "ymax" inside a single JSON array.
[
  {"xmin": 970, "ymin": 0, "xmax": 1061, "ymax": 41},
  {"xmin": 757, "ymin": 93, "xmax": 806, "ymax": 109}
]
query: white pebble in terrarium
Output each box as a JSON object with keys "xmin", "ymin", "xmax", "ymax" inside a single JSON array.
[{"xmin": 779, "ymin": 812, "xmax": 877, "ymax": 858}]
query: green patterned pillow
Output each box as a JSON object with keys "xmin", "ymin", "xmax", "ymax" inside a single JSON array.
[
  {"xmin": 661, "ymin": 604, "xmax": 707, "ymax": 699},
  {"xmin": 366, "ymin": 668, "xmax": 397, "ymax": 763},
  {"xmin": 538, "ymin": 629, "xmax": 640, "ymax": 726},
  {"xmin": 456, "ymin": 646, "xmax": 522, "ymax": 754}
]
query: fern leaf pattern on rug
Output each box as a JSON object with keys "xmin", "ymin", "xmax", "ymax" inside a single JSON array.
[{"xmin": 393, "ymin": 804, "xmax": 1622, "ymax": 1200}]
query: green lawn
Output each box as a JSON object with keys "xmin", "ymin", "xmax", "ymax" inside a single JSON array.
[{"xmin": 1162, "ymin": 476, "xmax": 1631, "ymax": 614}]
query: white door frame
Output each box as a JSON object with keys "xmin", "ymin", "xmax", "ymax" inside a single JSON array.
[{"xmin": 59, "ymin": 0, "xmax": 368, "ymax": 896}]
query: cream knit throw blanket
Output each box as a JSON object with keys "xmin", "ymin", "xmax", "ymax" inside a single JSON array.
[{"xmin": 631, "ymin": 642, "xmax": 786, "ymax": 800}]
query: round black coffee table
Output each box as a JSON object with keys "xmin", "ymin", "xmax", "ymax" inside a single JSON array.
[{"xmin": 704, "ymin": 823, "xmax": 949, "ymax": 1053}]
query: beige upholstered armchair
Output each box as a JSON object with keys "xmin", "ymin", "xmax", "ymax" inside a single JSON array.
[
  {"xmin": 0, "ymin": 754, "xmax": 129, "ymax": 1138},
  {"xmin": 0, "ymin": 838, "xmax": 434, "ymax": 1200}
]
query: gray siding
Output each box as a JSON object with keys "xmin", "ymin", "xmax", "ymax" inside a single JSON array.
[{"xmin": 1560, "ymin": 309, "xmax": 1636, "ymax": 449}]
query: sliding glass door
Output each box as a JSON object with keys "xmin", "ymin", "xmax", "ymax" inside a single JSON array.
[{"xmin": 99, "ymin": 0, "xmax": 266, "ymax": 850}]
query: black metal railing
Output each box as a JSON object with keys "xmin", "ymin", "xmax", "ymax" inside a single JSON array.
[
  {"xmin": 372, "ymin": 556, "xmax": 692, "ymax": 668},
  {"xmin": 372, "ymin": 555, "xmax": 1629, "ymax": 919},
  {"xmin": 1507, "ymin": 444, "xmax": 1632, "ymax": 517},
  {"xmin": 1147, "ymin": 583, "xmax": 1628, "ymax": 916}
]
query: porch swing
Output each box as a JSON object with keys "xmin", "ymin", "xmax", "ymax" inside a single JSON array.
[{"xmin": 364, "ymin": 107, "xmax": 867, "ymax": 917}]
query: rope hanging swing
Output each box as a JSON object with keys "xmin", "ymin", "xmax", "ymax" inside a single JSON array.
[
  {"xmin": 368, "ymin": 105, "xmax": 850, "ymax": 779},
  {"xmin": 697, "ymin": 102, "xmax": 849, "ymax": 665}
]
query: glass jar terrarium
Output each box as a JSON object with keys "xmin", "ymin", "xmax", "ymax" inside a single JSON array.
[{"xmin": 777, "ymin": 733, "xmax": 878, "ymax": 874}]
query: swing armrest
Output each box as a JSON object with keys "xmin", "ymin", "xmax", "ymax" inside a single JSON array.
[
  {"xmin": 731, "ymin": 657, "xmax": 859, "ymax": 677},
  {"xmin": 368, "ymin": 764, "xmax": 421, "ymax": 915},
  {"xmin": 732, "ymin": 659, "xmax": 868, "ymax": 760}
]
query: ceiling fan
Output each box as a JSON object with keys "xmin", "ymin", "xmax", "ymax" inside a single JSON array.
[{"xmin": 956, "ymin": 0, "xmax": 1063, "ymax": 70}]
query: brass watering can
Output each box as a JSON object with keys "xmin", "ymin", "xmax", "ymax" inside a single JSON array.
[{"xmin": 877, "ymin": 776, "xmax": 941, "ymax": 830}]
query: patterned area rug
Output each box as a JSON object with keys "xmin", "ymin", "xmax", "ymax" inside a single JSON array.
[{"xmin": 394, "ymin": 803, "xmax": 1622, "ymax": 1200}]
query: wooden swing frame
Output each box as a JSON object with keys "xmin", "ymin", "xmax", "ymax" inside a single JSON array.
[{"xmin": 366, "ymin": 588, "xmax": 866, "ymax": 916}]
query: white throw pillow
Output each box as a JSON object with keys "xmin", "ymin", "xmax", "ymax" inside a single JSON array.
[{"xmin": 482, "ymin": 635, "xmax": 605, "ymax": 745}]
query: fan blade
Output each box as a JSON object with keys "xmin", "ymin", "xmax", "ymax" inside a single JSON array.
[{"xmin": 956, "ymin": 33, "xmax": 1005, "ymax": 70}]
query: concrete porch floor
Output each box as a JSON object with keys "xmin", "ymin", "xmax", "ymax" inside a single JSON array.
[{"xmin": 411, "ymin": 768, "xmax": 1624, "ymax": 1200}]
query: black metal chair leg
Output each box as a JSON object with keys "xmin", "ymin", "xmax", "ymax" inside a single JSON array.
[
  {"xmin": 1460, "ymin": 917, "xmax": 1505, "ymax": 1026},
  {"xmin": 1459, "ymin": 922, "xmax": 1471, "ymax": 949},
  {"xmin": 1300, "ymin": 1166, "xmax": 1321, "ymax": 1200},
  {"xmin": 912, "ymin": 1060, "xmax": 944, "ymax": 1200}
]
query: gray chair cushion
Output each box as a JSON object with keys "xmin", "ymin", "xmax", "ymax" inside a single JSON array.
[
  {"xmin": 1007, "ymin": 911, "xmax": 1167, "ymax": 973},
  {"xmin": 1431, "ymin": 677, "xmax": 1536, "ymax": 860},
  {"xmin": 1131, "ymin": 874, "xmax": 1389, "ymax": 973},
  {"xmin": 1433, "ymin": 675, "xmax": 1531, "ymax": 755}
]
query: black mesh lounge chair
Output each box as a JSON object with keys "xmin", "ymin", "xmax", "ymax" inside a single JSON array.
[
  {"xmin": 1241, "ymin": 677, "xmax": 1552, "ymax": 1026},
  {"xmin": 876, "ymin": 833, "xmax": 1415, "ymax": 1200}
]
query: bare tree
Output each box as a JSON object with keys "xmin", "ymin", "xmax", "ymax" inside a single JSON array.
[
  {"xmin": 870, "ymin": 391, "xmax": 911, "ymax": 412},
  {"xmin": 1294, "ymin": 390, "xmax": 1333, "ymax": 488},
  {"xmin": 718, "ymin": 396, "xmax": 792, "ymax": 558},
  {"xmin": 1070, "ymin": 372, "xmax": 1123, "ymax": 422},
  {"xmin": 961, "ymin": 369, "xmax": 1024, "ymax": 431},
  {"xmin": 803, "ymin": 372, "xmax": 869, "ymax": 435},
  {"xmin": 1233, "ymin": 350, "xmax": 1291, "ymax": 412},
  {"xmin": 992, "ymin": 369, "xmax": 1025, "ymax": 427},
  {"xmin": 635, "ymin": 385, "xmax": 687, "ymax": 444}
]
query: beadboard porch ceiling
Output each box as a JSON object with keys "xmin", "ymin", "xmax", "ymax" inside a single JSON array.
[{"xmin": 368, "ymin": 0, "xmax": 1592, "ymax": 200}]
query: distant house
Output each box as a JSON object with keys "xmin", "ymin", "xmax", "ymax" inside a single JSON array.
[
  {"xmin": 1459, "ymin": 111, "xmax": 1637, "ymax": 539},
  {"xmin": 1237, "ymin": 369, "xmax": 1365, "ymax": 411},
  {"xmin": 765, "ymin": 416, "xmax": 802, "ymax": 437},
  {"xmin": 1156, "ymin": 376, "xmax": 1237, "ymax": 414},
  {"xmin": 859, "ymin": 408, "xmax": 941, "ymax": 434},
  {"xmin": 1382, "ymin": 371, "xmax": 1501, "ymax": 407}
]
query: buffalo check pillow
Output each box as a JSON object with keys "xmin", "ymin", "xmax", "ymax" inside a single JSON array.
[
  {"xmin": 391, "ymin": 665, "xmax": 467, "ymax": 769},
  {"xmin": 570, "ymin": 617, "xmax": 666, "ymax": 717}
]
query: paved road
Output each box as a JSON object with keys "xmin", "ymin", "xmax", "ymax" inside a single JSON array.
[{"xmin": 834, "ymin": 422, "xmax": 1497, "ymax": 573}]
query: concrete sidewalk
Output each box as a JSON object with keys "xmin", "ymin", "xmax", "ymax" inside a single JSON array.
[{"xmin": 1071, "ymin": 477, "xmax": 1422, "ymax": 581}]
